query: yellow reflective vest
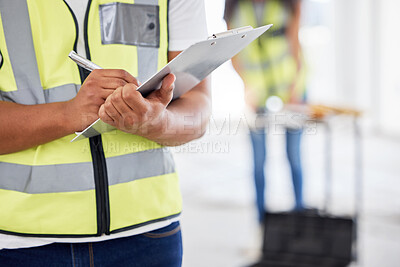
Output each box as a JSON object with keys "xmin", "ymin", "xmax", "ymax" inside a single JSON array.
[
  {"xmin": 229, "ymin": 0, "xmax": 307, "ymax": 107},
  {"xmin": 0, "ymin": 0, "xmax": 181, "ymax": 237}
]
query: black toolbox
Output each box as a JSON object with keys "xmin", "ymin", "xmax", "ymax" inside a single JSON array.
[{"xmin": 250, "ymin": 118, "xmax": 362, "ymax": 267}]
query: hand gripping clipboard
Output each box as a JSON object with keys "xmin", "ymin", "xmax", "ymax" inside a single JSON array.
[{"xmin": 72, "ymin": 24, "xmax": 273, "ymax": 142}]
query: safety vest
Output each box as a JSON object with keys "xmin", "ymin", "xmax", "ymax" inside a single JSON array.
[
  {"xmin": 0, "ymin": 0, "xmax": 181, "ymax": 237},
  {"xmin": 230, "ymin": 0, "xmax": 306, "ymax": 106}
]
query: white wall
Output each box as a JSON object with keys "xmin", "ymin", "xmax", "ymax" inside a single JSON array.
[
  {"xmin": 334, "ymin": 0, "xmax": 400, "ymax": 136},
  {"xmin": 301, "ymin": 0, "xmax": 337, "ymax": 104},
  {"xmin": 375, "ymin": 0, "xmax": 400, "ymax": 135}
]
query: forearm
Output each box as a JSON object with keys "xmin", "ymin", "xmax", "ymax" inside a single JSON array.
[
  {"xmin": 145, "ymin": 78, "xmax": 212, "ymax": 147},
  {"xmin": 287, "ymin": 26, "xmax": 301, "ymax": 62},
  {"xmin": 231, "ymin": 55, "xmax": 245, "ymax": 80},
  {"xmin": 287, "ymin": 0, "xmax": 302, "ymax": 63},
  {"xmin": 0, "ymin": 101, "xmax": 75, "ymax": 154},
  {"xmin": 0, "ymin": 69, "xmax": 159, "ymax": 154}
]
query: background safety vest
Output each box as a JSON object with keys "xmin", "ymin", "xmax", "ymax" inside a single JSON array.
[
  {"xmin": 0, "ymin": 0, "xmax": 181, "ymax": 237},
  {"xmin": 230, "ymin": 0, "xmax": 307, "ymax": 107}
]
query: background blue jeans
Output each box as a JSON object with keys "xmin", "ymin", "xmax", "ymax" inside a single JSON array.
[
  {"xmin": 250, "ymin": 128, "xmax": 304, "ymax": 222},
  {"xmin": 0, "ymin": 222, "xmax": 182, "ymax": 267}
]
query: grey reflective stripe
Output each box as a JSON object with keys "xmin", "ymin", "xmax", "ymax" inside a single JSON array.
[
  {"xmin": 135, "ymin": 0, "xmax": 159, "ymax": 82},
  {"xmin": 106, "ymin": 148, "xmax": 175, "ymax": 186},
  {"xmin": 137, "ymin": 47, "xmax": 159, "ymax": 82},
  {"xmin": 0, "ymin": 0, "xmax": 44, "ymax": 105},
  {"xmin": 137, "ymin": 0, "xmax": 158, "ymax": 5},
  {"xmin": 0, "ymin": 148, "xmax": 175, "ymax": 194},
  {"xmin": 0, "ymin": 161, "xmax": 94, "ymax": 194},
  {"xmin": 44, "ymin": 84, "xmax": 80, "ymax": 103},
  {"xmin": 0, "ymin": 83, "xmax": 80, "ymax": 103}
]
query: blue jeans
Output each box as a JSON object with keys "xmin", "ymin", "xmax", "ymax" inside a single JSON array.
[
  {"xmin": 0, "ymin": 222, "xmax": 182, "ymax": 267},
  {"xmin": 250, "ymin": 128, "xmax": 304, "ymax": 222}
]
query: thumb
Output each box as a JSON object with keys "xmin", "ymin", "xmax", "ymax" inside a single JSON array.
[{"xmin": 157, "ymin": 73, "xmax": 175, "ymax": 105}]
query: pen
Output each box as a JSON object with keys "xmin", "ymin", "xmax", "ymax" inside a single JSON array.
[{"xmin": 68, "ymin": 50, "xmax": 102, "ymax": 71}]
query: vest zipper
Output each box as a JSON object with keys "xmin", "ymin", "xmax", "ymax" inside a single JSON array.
[
  {"xmin": 0, "ymin": 49, "xmax": 4, "ymax": 70},
  {"xmin": 84, "ymin": 0, "xmax": 111, "ymax": 236},
  {"xmin": 64, "ymin": 0, "xmax": 111, "ymax": 236},
  {"xmin": 89, "ymin": 136, "xmax": 111, "ymax": 236}
]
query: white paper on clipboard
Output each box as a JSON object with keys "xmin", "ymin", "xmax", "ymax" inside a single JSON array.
[{"xmin": 72, "ymin": 24, "xmax": 273, "ymax": 142}]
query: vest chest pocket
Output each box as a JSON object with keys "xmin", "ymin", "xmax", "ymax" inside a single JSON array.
[{"xmin": 99, "ymin": 2, "xmax": 160, "ymax": 48}]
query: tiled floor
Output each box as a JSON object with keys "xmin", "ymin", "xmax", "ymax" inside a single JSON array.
[{"xmin": 173, "ymin": 116, "xmax": 400, "ymax": 267}]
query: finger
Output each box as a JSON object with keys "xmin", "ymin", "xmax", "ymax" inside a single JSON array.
[
  {"xmin": 99, "ymin": 77, "xmax": 127, "ymax": 90},
  {"xmin": 157, "ymin": 73, "xmax": 175, "ymax": 105},
  {"xmin": 98, "ymin": 104, "xmax": 115, "ymax": 126},
  {"xmin": 103, "ymin": 97, "xmax": 121, "ymax": 122},
  {"xmin": 100, "ymin": 88, "xmax": 116, "ymax": 100},
  {"xmin": 91, "ymin": 69, "xmax": 139, "ymax": 85},
  {"xmin": 121, "ymin": 84, "xmax": 148, "ymax": 113},
  {"xmin": 109, "ymin": 87, "xmax": 133, "ymax": 115}
]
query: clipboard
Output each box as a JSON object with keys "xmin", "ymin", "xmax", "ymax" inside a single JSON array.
[{"xmin": 72, "ymin": 24, "xmax": 273, "ymax": 142}]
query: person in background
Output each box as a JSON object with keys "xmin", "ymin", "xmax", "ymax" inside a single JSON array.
[{"xmin": 224, "ymin": 0, "xmax": 307, "ymax": 223}]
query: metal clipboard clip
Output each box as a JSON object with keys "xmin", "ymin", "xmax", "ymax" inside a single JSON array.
[{"xmin": 208, "ymin": 26, "xmax": 254, "ymax": 40}]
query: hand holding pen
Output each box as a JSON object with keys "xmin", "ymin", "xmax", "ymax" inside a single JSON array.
[{"xmin": 67, "ymin": 51, "xmax": 139, "ymax": 130}]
